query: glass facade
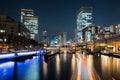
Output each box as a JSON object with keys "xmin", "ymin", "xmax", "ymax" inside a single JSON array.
[
  {"xmin": 21, "ymin": 9, "xmax": 38, "ymax": 40},
  {"xmin": 21, "ymin": 9, "xmax": 34, "ymax": 23},
  {"xmin": 23, "ymin": 16, "xmax": 38, "ymax": 39},
  {"xmin": 77, "ymin": 7, "xmax": 92, "ymax": 42},
  {"xmin": 86, "ymin": 31, "xmax": 91, "ymax": 41}
]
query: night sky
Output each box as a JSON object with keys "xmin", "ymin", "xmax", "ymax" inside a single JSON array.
[{"xmin": 0, "ymin": 0, "xmax": 120, "ymax": 40}]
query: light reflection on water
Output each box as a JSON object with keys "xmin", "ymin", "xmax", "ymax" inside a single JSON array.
[
  {"xmin": 70, "ymin": 54, "xmax": 77, "ymax": 80},
  {"xmin": 0, "ymin": 54, "xmax": 120, "ymax": 80},
  {"xmin": 0, "ymin": 61, "xmax": 14, "ymax": 80},
  {"xmin": 24, "ymin": 59, "xmax": 39, "ymax": 80},
  {"xmin": 87, "ymin": 55, "xmax": 94, "ymax": 80},
  {"xmin": 76, "ymin": 53, "xmax": 81, "ymax": 80},
  {"xmin": 78, "ymin": 54, "xmax": 120, "ymax": 80},
  {"xmin": 56, "ymin": 54, "xmax": 60, "ymax": 78},
  {"xmin": 63, "ymin": 53, "xmax": 67, "ymax": 62},
  {"xmin": 101, "ymin": 55, "xmax": 112, "ymax": 78},
  {"xmin": 112, "ymin": 57, "xmax": 120, "ymax": 79},
  {"xmin": 43, "ymin": 59, "xmax": 48, "ymax": 80},
  {"xmin": 94, "ymin": 55, "xmax": 120, "ymax": 80},
  {"xmin": 71, "ymin": 54, "xmax": 76, "ymax": 73},
  {"xmin": 0, "ymin": 57, "xmax": 41, "ymax": 80}
]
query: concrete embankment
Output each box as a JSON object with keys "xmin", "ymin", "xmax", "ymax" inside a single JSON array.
[{"xmin": 0, "ymin": 50, "xmax": 47, "ymax": 61}]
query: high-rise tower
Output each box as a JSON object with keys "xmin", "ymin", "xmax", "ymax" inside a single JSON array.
[
  {"xmin": 21, "ymin": 9, "xmax": 38, "ymax": 41},
  {"xmin": 77, "ymin": 7, "xmax": 92, "ymax": 42}
]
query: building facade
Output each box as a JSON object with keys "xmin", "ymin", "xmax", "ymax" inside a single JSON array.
[
  {"xmin": 58, "ymin": 32, "xmax": 67, "ymax": 45},
  {"xmin": 62, "ymin": 32, "xmax": 67, "ymax": 45},
  {"xmin": 77, "ymin": 7, "xmax": 92, "ymax": 42},
  {"xmin": 0, "ymin": 14, "xmax": 30, "ymax": 38},
  {"xmin": 82, "ymin": 25, "xmax": 98, "ymax": 42},
  {"xmin": 21, "ymin": 9, "xmax": 38, "ymax": 41}
]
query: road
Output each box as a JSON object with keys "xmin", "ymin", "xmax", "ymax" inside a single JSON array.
[{"xmin": 0, "ymin": 51, "xmax": 120, "ymax": 80}]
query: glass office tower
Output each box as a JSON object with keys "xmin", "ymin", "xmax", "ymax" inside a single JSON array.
[
  {"xmin": 21, "ymin": 9, "xmax": 38, "ymax": 40},
  {"xmin": 77, "ymin": 7, "xmax": 92, "ymax": 42}
]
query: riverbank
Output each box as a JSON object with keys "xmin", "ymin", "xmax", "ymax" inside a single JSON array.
[{"xmin": 0, "ymin": 50, "xmax": 46, "ymax": 61}]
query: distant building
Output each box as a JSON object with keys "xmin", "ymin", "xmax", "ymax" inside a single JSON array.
[
  {"xmin": 58, "ymin": 34, "xmax": 62, "ymax": 45},
  {"xmin": 82, "ymin": 25, "xmax": 98, "ymax": 42},
  {"xmin": 58, "ymin": 32, "xmax": 67, "ymax": 45},
  {"xmin": 98, "ymin": 25, "xmax": 116, "ymax": 40},
  {"xmin": 62, "ymin": 32, "xmax": 67, "ymax": 45},
  {"xmin": 21, "ymin": 9, "xmax": 34, "ymax": 23},
  {"xmin": 110, "ymin": 25, "xmax": 115, "ymax": 33},
  {"xmin": 0, "ymin": 14, "xmax": 30, "ymax": 38},
  {"xmin": 77, "ymin": 7, "xmax": 92, "ymax": 42},
  {"xmin": 50, "ymin": 37, "xmax": 58, "ymax": 45},
  {"xmin": 42, "ymin": 30, "xmax": 47, "ymax": 43},
  {"xmin": 116, "ymin": 24, "xmax": 120, "ymax": 34},
  {"xmin": 75, "ymin": 29, "xmax": 78, "ymax": 42},
  {"xmin": 21, "ymin": 9, "xmax": 39, "ymax": 41}
]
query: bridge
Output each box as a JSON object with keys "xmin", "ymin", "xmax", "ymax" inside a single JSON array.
[{"xmin": 77, "ymin": 34, "xmax": 120, "ymax": 54}]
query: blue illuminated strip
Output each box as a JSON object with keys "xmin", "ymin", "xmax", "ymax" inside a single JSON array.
[
  {"xmin": 0, "ymin": 50, "xmax": 46, "ymax": 60},
  {"xmin": 17, "ymin": 51, "xmax": 37, "ymax": 56},
  {"xmin": 0, "ymin": 53, "xmax": 15, "ymax": 59}
]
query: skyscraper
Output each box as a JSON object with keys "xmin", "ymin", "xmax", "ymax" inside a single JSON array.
[
  {"xmin": 77, "ymin": 7, "xmax": 92, "ymax": 42},
  {"xmin": 62, "ymin": 32, "xmax": 67, "ymax": 45},
  {"xmin": 21, "ymin": 9, "xmax": 39, "ymax": 41}
]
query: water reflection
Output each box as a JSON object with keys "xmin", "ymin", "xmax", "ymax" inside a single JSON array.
[
  {"xmin": 113, "ymin": 57, "xmax": 120, "ymax": 79},
  {"xmin": 14, "ymin": 62, "xmax": 18, "ymax": 80},
  {"xmin": 63, "ymin": 53, "xmax": 67, "ymax": 62},
  {"xmin": 24, "ymin": 59, "xmax": 40, "ymax": 80},
  {"xmin": 76, "ymin": 53, "xmax": 81, "ymax": 80},
  {"xmin": 0, "ymin": 61, "xmax": 14, "ymax": 80},
  {"xmin": 92, "ymin": 55, "xmax": 120, "ymax": 80},
  {"xmin": 56, "ymin": 54, "xmax": 60, "ymax": 79},
  {"xmin": 0, "ymin": 56, "xmax": 41, "ymax": 80},
  {"xmin": 87, "ymin": 55, "xmax": 93, "ymax": 69},
  {"xmin": 87, "ymin": 55, "xmax": 94, "ymax": 80},
  {"xmin": 70, "ymin": 54, "xmax": 76, "ymax": 80},
  {"xmin": 100, "ymin": 55, "xmax": 113, "ymax": 79},
  {"xmin": 71, "ymin": 54, "xmax": 76, "ymax": 73},
  {"xmin": 43, "ymin": 57, "xmax": 48, "ymax": 80},
  {"xmin": 1, "ymin": 53, "xmax": 120, "ymax": 80}
]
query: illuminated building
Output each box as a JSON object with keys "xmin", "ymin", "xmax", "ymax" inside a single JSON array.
[
  {"xmin": 42, "ymin": 30, "xmax": 47, "ymax": 43},
  {"xmin": 82, "ymin": 25, "xmax": 98, "ymax": 42},
  {"xmin": 58, "ymin": 32, "xmax": 67, "ymax": 45},
  {"xmin": 77, "ymin": 7, "xmax": 92, "ymax": 42},
  {"xmin": 21, "ymin": 9, "xmax": 38, "ymax": 41},
  {"xmin": 51, "ymin": 37, "xmax": 58, "ymax": 45},
  {"xmin": 58, "ymin": 34, "xmax": 62, "ymax": 45},
  {"xmin": 53, "ymin": 32, "xmax": 67, "ymax": 45},
  {"xmin": 116, "ymin": 24, "xmax": 120, "ymax": 34},
  {"xmin": 62, "ymin": 32, "xmax": 67, "ymax": 45},
  {"xmin": 75, "ymin": 29, "xmax": 78, "ymax": 42},
  {"xmin": 21, "ymin": 9, "xmax": 34, "ymax": 23},
  {"xmin": 0, "ymin": 14, "xmax": 30, "ymax": 38}
]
